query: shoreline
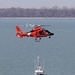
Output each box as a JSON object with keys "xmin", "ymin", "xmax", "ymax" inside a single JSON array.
[{"xmin": 0, "ymin": 17, "xmax": 75, "ymax": 19}]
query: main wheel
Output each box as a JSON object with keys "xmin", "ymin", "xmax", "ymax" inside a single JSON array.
[{"xmin": 49, "ymin": 36, "xmax": 51, "ymax": 38}]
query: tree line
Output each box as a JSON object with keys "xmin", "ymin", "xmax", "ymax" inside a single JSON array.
[{"xmin": 0, "ymin": 7, "xmax": 75, "ymax": 17}]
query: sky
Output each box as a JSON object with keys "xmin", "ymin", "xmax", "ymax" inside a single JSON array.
[{"xmin": 0, "ymin": 0, "xmax": 75, "ymax": 8}]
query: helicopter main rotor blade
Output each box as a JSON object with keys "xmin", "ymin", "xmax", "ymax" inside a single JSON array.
[
  {"xmin": 40, "ymin": 25, "xmax": 52, "ymax": 27},
  {"xmin": 20, "ymin": 24, "xmax": 52, "ymax": 27},
  {"xmin": 21, "ymin": 24, "xmax": 35, "ymax": 27}
]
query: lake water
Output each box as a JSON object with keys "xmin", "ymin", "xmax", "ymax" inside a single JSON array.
[{"xmin": 0, "ymin": 18, "xmax": 75, "ymax": 75}]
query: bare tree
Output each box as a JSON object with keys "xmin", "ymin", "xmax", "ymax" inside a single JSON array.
[{"xmin": 0, "ymin": 7, "xmax": 75, "ymax": 17}]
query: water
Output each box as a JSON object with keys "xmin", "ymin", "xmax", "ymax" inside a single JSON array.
[{"xmin": 0, "ymin": 18, "xmax": 75, "ymax": 75}]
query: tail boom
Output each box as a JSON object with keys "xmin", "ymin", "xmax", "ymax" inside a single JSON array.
[{"xmin": 16, "ymin": 25, "xmax": 23, "ymax": 38}]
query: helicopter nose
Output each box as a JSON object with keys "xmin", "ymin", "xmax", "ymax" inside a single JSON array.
[{"xmin": 50, "ymin": 33, "xmax": 54, "ymax": 36}]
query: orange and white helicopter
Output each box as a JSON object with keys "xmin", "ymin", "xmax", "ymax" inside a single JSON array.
[{"xmin": 16, "ymin": 24, "xmax": 54, "ymax": 42}]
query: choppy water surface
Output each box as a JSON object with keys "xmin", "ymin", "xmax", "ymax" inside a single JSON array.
[{"xmin": 0, "ymin": 18, "xmax": 75, "ymax": 75}]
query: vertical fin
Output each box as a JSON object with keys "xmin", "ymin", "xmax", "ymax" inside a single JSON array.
[{"xmin": 16, "ymin": 25, "xmax": 23, "ymax": 38}]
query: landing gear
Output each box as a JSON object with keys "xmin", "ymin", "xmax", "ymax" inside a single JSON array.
[
  {"xmin": 35, "ymin": 37, "xmax": 41, "ymax": 42},
  {"xmin": 40, "ymin": 37, "xmax": 41, "ymax": 40},
  {"xmin": 49, "ymin": 36, "xmax": 51, "ymax": 38}
]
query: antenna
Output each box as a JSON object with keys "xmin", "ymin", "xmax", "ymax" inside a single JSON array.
[
  {"xmin": 37, "ymin": 56, "xmax": 40, "ymax": 66},
  {"xmin": 43, "ymin": 59, "xmax": 44, "ymax": 71},
  {"xmin": 34, "ymin": 59, "xmax": 36, "ymax": 71}
]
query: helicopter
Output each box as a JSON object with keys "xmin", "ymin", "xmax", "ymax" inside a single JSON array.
[{"xmin": 15, "ymin": 24, "xmax": 54, "ymax": 42}]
